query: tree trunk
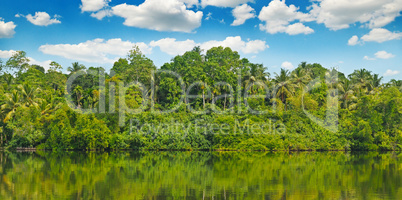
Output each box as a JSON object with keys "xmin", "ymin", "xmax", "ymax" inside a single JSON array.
[
  {"xmin": 202, "ymin": 88, "xmax": 205, "ymax": 109},
  {"xmin": 224, "ymin": 94, "xmax": 227, "ymax": 110}
]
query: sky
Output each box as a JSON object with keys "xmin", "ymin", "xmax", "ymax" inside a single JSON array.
[{"xmin": 0, "ymin": 0, "xmax": 401, "ymax": 82}]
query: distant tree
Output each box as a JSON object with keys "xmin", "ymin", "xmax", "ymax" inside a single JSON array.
[
  {"xmin": 5, "ymin": 51, "xmax": 30, "ymax": 73},
  {"xmin": 67, "ymin": 62, "xmax": 86, "ymax": 74},
  {"xmin": 274, "ymin": 69, "xmax": 295, "ymax": 110},
  {"xmin": 31, "ymin": 64, "xmax": 45, "ymax": 74},
  {"xmin": 49, "ymin": 61, "xmax": 63, "ymax": 72}
]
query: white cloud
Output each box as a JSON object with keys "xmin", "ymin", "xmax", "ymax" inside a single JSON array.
[
  {"xmin": 201, "ymin": 0, "xmax": 254, "ymax": 8},
  {"xmin": 150, "ymin": 38, "xmax": 197, "ymax": 56},
  {"xmin": 90, "ymin": 9, "xmax": 113, "ymax": 20},
  {"xmin": 374, "ymin": 51, "xmax": 395, "ymax": 59},
  {"xmin": 200, "ymin": 36, "xmax": 268, "ymax": 54},
  {"xmin": 285, "ymin": 23, "xmax": 314, "ymax": 35},
  {"xmin": 39, "ymin": 38, "xmax": 152, "ymax": 64},
  {"xmin": 178, "ymin": 0, "xmax": 199, "ymax": 8},
  {"xmin": 0, "ymin": 50, "xmax": 17, "ymax": 59},
  {"xmin": 0, "ymin": 19, "xmax": 16, "ymax": 38},
  {"xmin": 361, "ymin": 28, "xmax": 402, "ymax": 43},
  {"xmin": 347, "ymin": 35, "xmax": 360, "ymax": 46},
  {"xmin": 80, "ymin": 0, "xmax": 110, "ymax": 12},
  {"xmin": 112, "ymin": 0, "xmax": 203, "ymax": 33},
  {"xmin": 383, "ymin": 69, "xmax": 400, "ymax": 76},
  {"xmin": 26, "ymin": 12, "xmax": 61, "ymax": 26},
  {"xmin": 363, "ymin": 56, "xmax": 375, "ymax": 60},
  {"xmin": 231, "ymin": 4, "xmax": 256, "ymax": 26},
  {"xmin": 258, "ymin": 0, "xmax": 314, "ymax": 35},
  {"xmin": 309, "ymin": 0, "xmax": 402, "ymax": 30},
  {"xmin": 364, "ymin": 50, "xmax": 395, "ymax": 60},
  {"xmin": 281, "ymin": 61, "xmax": 294, "ymax": 70},
  {"xmin": 151, "ymin": 36, "xmax": 268, "ymax": 56},
  {"xmin": 28, "ymin": 57, "xmax": 53, "ymax": 71}
]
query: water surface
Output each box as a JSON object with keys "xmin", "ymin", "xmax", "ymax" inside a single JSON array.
[{"xmin": 0, "ymin": 151, "xmax": 401, "ymax": 199}]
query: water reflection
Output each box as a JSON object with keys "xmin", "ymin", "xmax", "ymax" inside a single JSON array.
[{"xmin": 0, "ymin": 151, "xmax": 401, "ymax": 199}]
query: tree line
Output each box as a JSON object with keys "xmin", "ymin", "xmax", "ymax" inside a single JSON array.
[{"xmin": 0, "ymin": 46, "xmax": 401, "ymax": 150}]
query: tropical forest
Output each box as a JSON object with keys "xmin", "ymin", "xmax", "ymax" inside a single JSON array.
[{"xmin": 0, "ymin": 46, "xmax": 401, "ymax": 151}]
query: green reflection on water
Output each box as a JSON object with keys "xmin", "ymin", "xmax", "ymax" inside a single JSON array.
[{"xmin": 0, "ymin": 151, "xmax": 401, "ymax": 200}]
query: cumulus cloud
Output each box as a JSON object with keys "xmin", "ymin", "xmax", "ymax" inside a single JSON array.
[
  {"xmin": 80, "ymin": 0, "xmax": 110, "ymax": 12},
  {"xmin": 201, "ymin": 0, "xmax": 254, "ymax": 8},
  {"xmin": 347, "ymin": 35, "xmax": 360, "ymax": 46},
  {"xmin": 150, "ymin": 38, "xmax": 197, "ymax": 56},
  {"xmin": 281, "ymin": 61, "xmax": 294, "ymax": 70},
  {"xmin": 178, "ymin": 0, "xmax": 199, "ymax": 8},
  {"xmin": 0, "ymin": 19, "xmax": 16, "ymax": 38},
  {"xmin": 383, "ymin": 69, "xmax": 400, "ymax": 76},
  {"xmin": 90, "ymin": 9, "xmax": 113, "ymax": 20},
  {"xmin": 0, "ymin": 50, "xmax": 17, "ymax": 58},
  {"xmin": 361, "ymin": 28, "xmax": 402, "ymax": 43},
  {"xmin": 201, "ymin": 36, "xmax": 268, "ymax": 54},
  {"xmin": 231, "ymin": 4, "xmax": 256, "ymax": 26},
  {"xmin": 39, "ymin": 38, "xmax": 152, "ymax": 64},
  {"xmin": 112, "ymin": 0, "xmax": 203, "ymax": 33},
  {"xmin": 309, "ymin": 0, "xmax": 402, "ymax": 30},
  {"xmin": 364, "ymin": 50, "xmax": 395, "ymax": 60},
  {"xmin": 374, "ymin": 51, "xmax": 395, "ymax": 59},
  {"xmin": 151, "ymin": 36, "xmax": 268, "ymax": 56},
  {"xmin": 363, "ymin": 56, "xmax": 376, "ymax": 60},
  {"xmin": 258, "ymin": 0, "xmax": 314, "ymax": 35},
  {"xmin": 26, "ymin": 12, "xmax": 61, "ymax": 26}
]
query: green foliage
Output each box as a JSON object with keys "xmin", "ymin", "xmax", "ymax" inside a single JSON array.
[{"xmin": 0, "ymin": 46, "xmax": 400, "ymax": 151}]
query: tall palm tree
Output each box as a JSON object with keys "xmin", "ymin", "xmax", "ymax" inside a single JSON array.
[
  {"xmin": 245, "ymin": 63, "xmax": 269, "ymax": 94},
  {"xmin": 291, "ymin": 67, "xmax": 311, "ymax": 93},
  {"xmin": 1, "ymin": 90, "xmax": 22, "ymax": 123},
  {"xmin": 39, "ymin": 95, "xmax": 63, "ymax": 116},
  {"xmin": 18, "ymin": 83, "xmax": 41, "ymax": 107},
  {"xmin": 67, "ymin": 62, "xmax": 86, "ymax": 74},
  {"xmin": 73, "ymin": 85, "xmax": 84, "ymax": 109},
  {"xmin": 348, "ymin": 69, "xmax": 373, "ymax": 95},
  {"xmin": 249, "ymin": 63, "xmax": 269, "ymax": 81},
  {"xmin": 273, "ymin": 69, "xmax": 295, "ymax": 110},
  {"xmin": 338, "ymin": 79, "xmax": 356, "ymax": 109},
  {"xmin": 370, "ymin": 74, "xmax": 383, "ymax": 89}
]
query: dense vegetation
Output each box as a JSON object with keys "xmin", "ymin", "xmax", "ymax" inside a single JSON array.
[{"xmin": 0, "ymin": 47, "xmax": 401, "ymax": 151}]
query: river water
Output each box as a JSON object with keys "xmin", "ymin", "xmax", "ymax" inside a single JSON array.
[{"xmin": 0, "ymin": 151, "xmax": 400, "ymax": 199}]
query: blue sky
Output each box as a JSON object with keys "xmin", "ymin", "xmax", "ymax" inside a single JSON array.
[{"xmin": 0, "ymin": 0, "xmax": 401, "ymax": 81}]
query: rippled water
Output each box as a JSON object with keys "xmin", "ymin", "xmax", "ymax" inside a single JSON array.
[{"xmin": 0, "ymin": 151, "xmax": 401, "ymax": 199}]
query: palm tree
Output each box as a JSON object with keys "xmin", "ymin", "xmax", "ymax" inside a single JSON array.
[
  {"xmin": 273, "ymin": 69, "xmax": 295, "ymax": 110},
  {"xmin": 291, "ymin": 67, "xmax": 311, "ymax": 93},
  {"xmin": 39, "ymin": 94, "xmax": 63, "ymax": 116},
  {"xmin": 73, "ymin": 85, "xmax": 84, "ymax": 108},
  {"xmin": 369, "ymin": 74, "xmax": 383, "ymax": 90},
  {"xmin": 2, "ymin": 73, "xmax": 13, "ymax": 91},
  {"xmin": 1, "ymin": 90, "xmax": 22, "ymax": 123},
  {"xmin": 249, "ymin": 63, "xmax": 269, "ymax": 81},
  {"xmin": 338, "ymin": 79, "xmax": 356, "ymax": 109},
  {"xmin": 67, "ymin": 62, "xmax": 86, "ymax": 74},
  {"xmin": 245, "ymin": 63, "xmax": 269, "ymax": 95},
  {"xmin": 348, "ymin": 69, "xmax": 372, "ymax": 95},
  {"xmin": 387, "ymin": 79, "xmax": 402, "ymax": 91},
  {"xmin": 18, "ymin": 83, "xmax": 41, "ymax": 107}
]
